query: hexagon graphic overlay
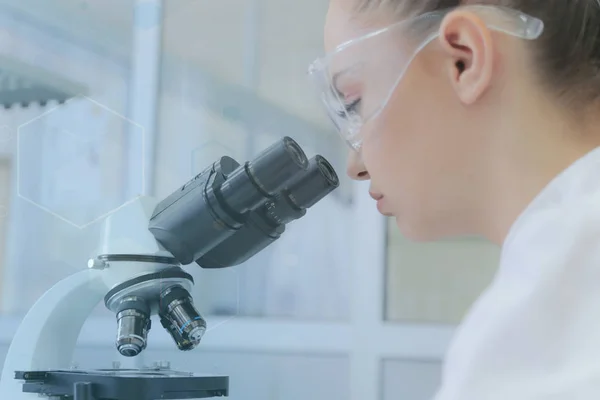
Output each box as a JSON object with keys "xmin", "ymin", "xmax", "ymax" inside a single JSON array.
[
  {"xmin": 203, "ymin": 267, "xmax": 241, "ymax": 334},
  {"xmin": 17, "ymin": 96, "xmax": 145, "ymax": 229}
]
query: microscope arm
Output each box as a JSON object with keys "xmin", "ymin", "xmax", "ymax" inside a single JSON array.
[{"xmin": 0, "ymin": 269, "xmax": 107, "ymax": 399}]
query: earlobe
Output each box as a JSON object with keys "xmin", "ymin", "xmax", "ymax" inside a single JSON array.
[{"xmin": 437, "ymin": 11, "xmax": 494, "ymax": 105}]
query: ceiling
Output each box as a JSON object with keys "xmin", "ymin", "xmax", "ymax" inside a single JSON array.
[{"xmin": 0, "ymin": 0, "xmax": 331, "ymax": 126}]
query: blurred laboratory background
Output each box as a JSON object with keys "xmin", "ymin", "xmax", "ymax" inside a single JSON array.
[{"xmin": 0, "ymin": 1, "xmax": 502, "ymax": 399}]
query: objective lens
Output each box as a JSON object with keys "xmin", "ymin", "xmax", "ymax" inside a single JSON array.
[
  {"xmin": 115, "ymin": 297, "xmax": 151, "ymax": 357},
  {"xmin": 159, "ymin": 285, "xmax": 207, "ymax": 351}
]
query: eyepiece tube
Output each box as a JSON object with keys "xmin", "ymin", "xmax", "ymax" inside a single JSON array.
[
  {"xmin": 249, "ymin": 136, "xmax": 309, "ymax": 194},
  {"xmin": 259, "ymin": 155, "xmax": 340, "ymax": 227},
  {"xmin": 286, "ymin": 155, "xmax": 340, "ymax": 209},
  {"xmin": 219, "ymin": 137, "xmax": 309, "ymax": 213}
]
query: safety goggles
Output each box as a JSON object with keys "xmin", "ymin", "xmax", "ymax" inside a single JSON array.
[{"xmin": 307, "ymin": 5, "xmax": 544, "ymax": 151}]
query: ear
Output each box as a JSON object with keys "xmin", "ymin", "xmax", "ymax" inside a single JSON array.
[{"xmin": 437, "ymin": 11, "xmax": 494, "ymax": 105}]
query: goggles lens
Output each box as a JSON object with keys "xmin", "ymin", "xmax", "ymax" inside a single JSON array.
[{"xmin": 308, "ymin": 5, "xmax": 544, "ymax": 150}]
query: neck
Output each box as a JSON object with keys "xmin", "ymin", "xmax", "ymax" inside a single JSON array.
[{"xmin": 478, "ymin": 99, "xmax": 600, "ymax": 245}]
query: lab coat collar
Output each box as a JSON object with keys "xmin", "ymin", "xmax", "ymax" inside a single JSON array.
[{"xmin": 502, "ymin": 145, "xmax": 600, "ymax": 252}]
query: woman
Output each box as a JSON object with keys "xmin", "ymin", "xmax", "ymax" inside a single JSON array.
[{"xmin": 309, "ymin": 1, "xmax": 600, "ymax": 399}]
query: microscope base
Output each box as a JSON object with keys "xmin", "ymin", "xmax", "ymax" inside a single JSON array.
[{"xmin": 15, "ymin": 368, "xmax": 229, "ymax": 399}]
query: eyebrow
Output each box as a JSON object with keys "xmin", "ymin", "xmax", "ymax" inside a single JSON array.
[
  {"xmin": 332, "ymin": 71, "xmax": 344, "ymax": 93},
  {"xmin": 331, "ymin": 64, "xmax": 361, "ymax": 92}
]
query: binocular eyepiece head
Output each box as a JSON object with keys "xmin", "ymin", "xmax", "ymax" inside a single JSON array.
[{"xmin": 149, "ymin": 136, "xmax": 340, "ymax": 268}]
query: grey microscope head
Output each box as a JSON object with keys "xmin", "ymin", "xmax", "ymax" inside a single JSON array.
[{"xmin": 102, "ymin": 136, "xmax": 340, "ymax": 357}]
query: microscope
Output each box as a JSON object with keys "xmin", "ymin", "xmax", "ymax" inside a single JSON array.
[{"xmin": 0, "ymin": 136, "xmax": 340, "ymax": 399}]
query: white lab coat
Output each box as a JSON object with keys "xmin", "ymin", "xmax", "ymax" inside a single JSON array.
[{"xmin": 434, "ymin": 147, "xmax": 600, "ymax": 400}]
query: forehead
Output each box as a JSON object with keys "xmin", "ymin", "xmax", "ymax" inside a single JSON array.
[
  {"xmin": 324, "ymin": 0, "xmax": 404, "ymax": 54},
  {"xmin": 324, "ymin": 0, "xmax": 377, "ymax": 53}
]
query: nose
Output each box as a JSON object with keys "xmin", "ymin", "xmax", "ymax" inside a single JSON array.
[{"xmin": 346, "ymin": 150, "xmax": 370, "ymax": 181}]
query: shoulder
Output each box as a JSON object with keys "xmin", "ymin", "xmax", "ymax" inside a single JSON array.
[
  {"xmin": 500, "ymin": 192, "xmax": 600, "ymax": 283},
  {"xmin": 438, "ymin": 169, "xmax": 600, "ymax": 400},
  {"xmin": 438, "ymin": 194, "xmax": 600, "ymax": 400}
]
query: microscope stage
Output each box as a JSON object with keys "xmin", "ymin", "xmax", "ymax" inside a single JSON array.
[{"xmin": 15, "ymin": 368, "xmax": 229, "ymax": 399}]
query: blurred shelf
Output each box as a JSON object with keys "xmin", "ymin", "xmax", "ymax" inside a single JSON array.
[
  {"xmin": 0, "ymin": 315, "xmax": 453, "ymax": 359},
  {"xmin": 0, "ymin": 55, "xmax": 88, "ymax": 108},
  {"xmin": 0, "ymin": 316, "xmax": 350, "ymax": 354}
]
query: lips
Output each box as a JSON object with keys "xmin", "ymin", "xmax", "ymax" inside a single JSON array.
[{"xmin": 370, "ymin": 191, "xmax": 393, "ymax": 216}]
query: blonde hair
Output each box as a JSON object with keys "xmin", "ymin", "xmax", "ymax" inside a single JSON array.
[{"xmin": 354, "ymin": 0, "xmax": 600, "ymax": 107}]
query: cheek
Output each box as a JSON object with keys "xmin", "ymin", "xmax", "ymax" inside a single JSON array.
[
  {"xmin": 361, "ymin": 62, "xmax": 461, "ymax": 196},
  {"xmin": 361, "ymin": 121, "xmax": 406, "ymax": 195},
  {"xmin": 382, "ymin": 59, "xmax": 461, "ymax": 158}
]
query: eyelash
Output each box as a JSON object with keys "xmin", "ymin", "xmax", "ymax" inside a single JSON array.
[{"xmin": 337, "ymin": 98, "xmax": 361, "ymax": 117}]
